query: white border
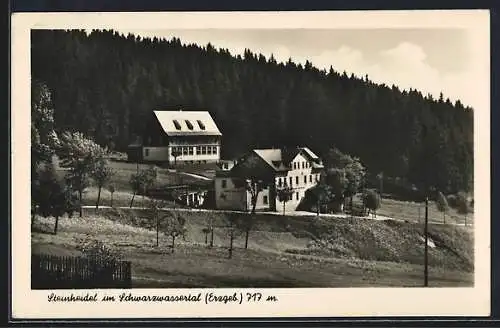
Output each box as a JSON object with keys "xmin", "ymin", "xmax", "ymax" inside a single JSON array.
[{"xmin": 12, "ymin": 10, "xmax": 491, "ymax": 318}]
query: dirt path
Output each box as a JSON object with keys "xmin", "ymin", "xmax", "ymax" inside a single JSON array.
[{"xmin": 179, "ymin": 172, "xmax": 212, "ymax": 181}]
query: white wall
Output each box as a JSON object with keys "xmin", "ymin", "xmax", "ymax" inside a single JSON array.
[
  {"xmin": 214, "ymin": 177, "xmax": 247, "ymax": 210},
  {"xmin": 274, "ymin": 153, "xmax": 320, "ymax": 212},
  {"xmin": 215, "ymin": 177, "xmax": 272, "ymax": 212},
  {"xmin": 246, "ymin": 185, "xmax": 271, "ymax": 211}
]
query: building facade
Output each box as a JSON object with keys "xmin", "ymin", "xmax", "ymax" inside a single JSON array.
[
  {"xmin": 127, "ymin": 110, "xmax": 222, "ymax": 165},
  {"xmin": 214, "ymin": 147, "xmax": 324, "ymax": 212}
]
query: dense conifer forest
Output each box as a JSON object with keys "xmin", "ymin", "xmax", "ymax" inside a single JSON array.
[{"xmin": 31, "ymin": 29, "xmax": 473, "ymax": 195}]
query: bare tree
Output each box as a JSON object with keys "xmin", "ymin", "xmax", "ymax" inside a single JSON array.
[
  {"xmin": 147, "ymin": 198, "xmax": 166, "ymax": 247},
  {"xmin": 129, "ymin": 172, "xmax": 144, "ymax": 208},
  {"xmin": 225, "ymin": 213, "xmax": 243, "ymax": 259},
  {"xmin": 107, "ymin": 184, "xmax": 115, "ymax": 207},
  {"xmin": 202, "ymin": 213, "xmax": 216, "ymax": 248},
  {"xmin": 436, "ymin": 191, "xmax": 449, "ymax": 224},
  {"xmin": 163, "ymin": 213, "xmax": 187, "ymax": 253}
]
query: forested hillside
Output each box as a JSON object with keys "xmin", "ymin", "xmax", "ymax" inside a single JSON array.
[{"xmin": 31, "ymin": 29, "xmax": 473, "ymax": 194}]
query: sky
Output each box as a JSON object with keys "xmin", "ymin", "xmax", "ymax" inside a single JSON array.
[{"xmin": 115, "ymin": 28, "xmax": 480, "ymax": 109}]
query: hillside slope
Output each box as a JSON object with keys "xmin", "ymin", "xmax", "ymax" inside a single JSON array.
[{"xmin": 33, "ymin": 208, "xmax": 474, "ymax": 277}]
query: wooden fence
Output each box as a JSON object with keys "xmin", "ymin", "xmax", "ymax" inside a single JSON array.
[{"xmin": 32, "ymin": 254, "xmax": 132, "ymax": 289}]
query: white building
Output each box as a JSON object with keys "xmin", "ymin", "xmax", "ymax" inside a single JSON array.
[
  {"xmin": 214, "ymin": 147, "xmax": 324, "ymax": 212},
  {"xmin": 127, "ymin": 110, "xmax": 222, "ymax": 165}
]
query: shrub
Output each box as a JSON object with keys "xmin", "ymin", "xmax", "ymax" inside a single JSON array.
[
  {"xmin": 76, "ymin": 235, "xmax": 123, "ymax": 263},
  {"xmin": 363, "ymin": 190, "xmax": 381, "ymax": 218},
  {"xmin": 447, "ymin": 194, "xmax": 458, "ymax": 209}
]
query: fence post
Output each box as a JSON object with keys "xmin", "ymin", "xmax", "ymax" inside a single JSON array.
[{"xmin": 126, "ymin": 261, "xmax": 132, "ymax": 288}]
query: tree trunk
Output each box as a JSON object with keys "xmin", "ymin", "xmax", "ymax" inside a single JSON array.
[
  {"xmin": 130, "ymin": 192, "xmax": 136, "ymax": 208},
  {"xmin": 228, "ymin": 231, "xmax": 234, "ymax": 259},
  {"xmin": 78, "ymin": 190, "xmax": 83, "ymax": 217},
  {"xmin": 171, "ymin": 235, "xmax": 176, "ymax": 253},
  {"xmin": 210, "ymin": 227, "xmax": 214, "ymax": 248},
  {"xmin": 350, "ymin": 196, "xmax": 354, "ymax": 218},
  {"xmin": 443, "ymin": 212, "xmax": 446, "ymax": 224},
  {"xmin": 204, "ymin": 233, "xmax": 208, "ymax": 244},
  {"xmin": 283, "ymin": 201, "xmax": 286, "ymax": 216},
  {"xmin": 110, "ymin": 192, "xmax": 114, "ymax": 207},
  {"xmin": 316, "ymin": 201, "xmax": 320, "ymax": 216},
  {"xmin": 53, "ymin": 215, "xmax": 59, "ymax": 234},
  {"xmin": 244, "ymin": 229, "xmax": 249, "ymax": 249},
  {"xmin": 156, "ymin": 217, "xmax": 159, "ymax": 247},
  {"xmin": 96, "ymin": 186, "xmax": 102, "ymax": 209},
  {"xmin": 251, "ymin": 196, "xmax": 257, "ymax": 214}
]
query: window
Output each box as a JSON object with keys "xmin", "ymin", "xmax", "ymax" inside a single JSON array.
[
  {"xmin": 302, "ymin": 162, "xmax": 305, "ymax": 169},
  {"xmin": 278, "ymin": 178, "xmax": 282, "ymax": 187},
  {"xmin": 145, "ymin": 149, "xmax": 150, "ymax": 156},
  {"xmin": 289, "ymin": 177, "xmax": 293, "ymax": 187},
  {"xmin": 185, "ymin": 120, "xmax": 194, "ymax": 130},
  {"xmin": 212, "ymin": 146, "xmax": 217, "ymax": 154},
  {"xmin": 304, "ymin": 175, "xmax": 307, "ymax": 184},
  {"xmin": 182, "ymin": 147, "xmax": 188, "ymax": 155},
  {"xmin": 188, "ymin": 147, "xmax": 194, "ymax": 155},
  {"xmin": 196, "ymin": 146, "xmax": 201, "ymax": 154},
  {"xmin": 201, "ymin": 146, "xmax": 206, "ymax": 155},
  {"xmin": 293, "ymin": 162, "xmax": 297, "ymax": 169},
  {"xmin": 296, "ymin": 192, "xmax": 299, "ymax": 200},
  {"xmin": 207, "ymin": 146, "xmax": 212, "ymax": 155},
  {"xmin": 221, "ymin": 179, "xmax": 227, "ymax": 188},
  {"xmin": 173, "ymin": 120, "xmax": 182, "ymax": 130},
  {"xmin": 197, "ymin": 120, "xmax": 206, "ymax": 130},
  {"xmin": 263, "ymin": 195, "xmax": 268, "ymax": 205},
  {"xmin": 296, "ymin": 176, "xmax": 299, "ymax": 185},
  {"xmin": 309, "ymin": 175, "xmax": 313, "ymax": 183},
  {"xmin": 223, "ymin": 163, "xmax": 229, "ymax": 170}
]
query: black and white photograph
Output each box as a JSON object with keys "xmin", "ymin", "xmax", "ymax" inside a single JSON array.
[{"xmin": 12, "ymin": 10, "xmax": 490, "ymax": 318}]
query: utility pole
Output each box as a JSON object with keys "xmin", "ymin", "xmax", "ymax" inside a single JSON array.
[{"xmin": 424, "ymin": 196, "xmax": 429, "ymax": 287}]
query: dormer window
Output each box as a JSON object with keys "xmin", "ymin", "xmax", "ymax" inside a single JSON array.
[
  {"xmin": 185, "ymin": 120, "xmax": 194, "ymax": 130},
  {"xmin": 173, "ymin": 120, "xmax": 182, "ymax": 130},
  {"xmin": 197, "ymin": 120, "xmax": 206, "ymax": 130}
]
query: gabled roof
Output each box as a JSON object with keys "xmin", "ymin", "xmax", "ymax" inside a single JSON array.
[
  {"xmin": 252, "ymin": 147, "xmax": 323, "ymax": 172},
  {"xmin": 153, "ymin": 110, "xmax": 222, "ymax": 136},
  {"xmin": 253, "ymin": 149, "xmax": 290, "ymax": 172}
]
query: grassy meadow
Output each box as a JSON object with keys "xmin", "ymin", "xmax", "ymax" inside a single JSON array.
[{"xmin": 32, "ymin": 206, "xmax": 474, "ymax": 288}]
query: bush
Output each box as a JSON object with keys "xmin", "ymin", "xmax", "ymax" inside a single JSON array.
[
  {"xmin": 363, "ymin": 190, "xmax": 381, "ymax": 217},
  {"xmin": 76, "ymin": 235, "xmax": 123, "ymax": 264},
  {"xmin": 456, "ymin": 192, "xmax": 471, "ymax": 215},
  {"xmin": 447, "ymin": 194, "xmax": 458, "ymax": 209}
]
